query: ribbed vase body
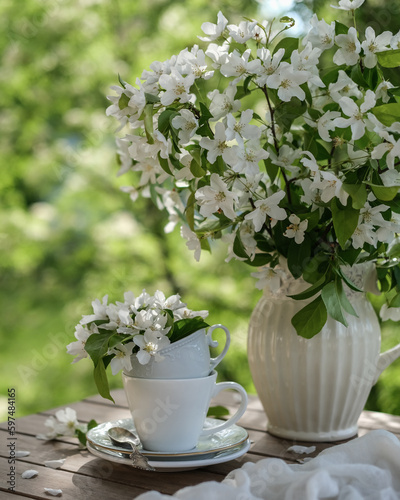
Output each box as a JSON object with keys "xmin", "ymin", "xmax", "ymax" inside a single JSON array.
[{"xmin": 248, "ymin": 291, "xmax": 381, "ymax": 441}]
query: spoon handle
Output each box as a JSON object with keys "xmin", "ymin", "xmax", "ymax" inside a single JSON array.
[{"xmin": 129, "ymin": 446, "xmax": 156, "ymax": 471}]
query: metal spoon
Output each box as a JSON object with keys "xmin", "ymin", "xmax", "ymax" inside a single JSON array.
[{"xmin": 107, "ymin": 427, "xmax": 155, "ymax": 471}]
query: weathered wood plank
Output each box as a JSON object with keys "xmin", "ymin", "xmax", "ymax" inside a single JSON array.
[
  {"xmin": 0, "ymin": 491, "xmax": 36, "ymax": 499},
  {"xmin": 0, "ymin": 432, "xmax": 233, "ymax": 495},
  {"xmin": 0, "ymin": 456, "xmax": 145, "ymax": 500}
]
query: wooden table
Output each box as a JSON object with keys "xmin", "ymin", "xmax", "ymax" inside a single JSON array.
[{"xmin": 1, "ymin": 389, "xmax": 400, "ymax": 499}]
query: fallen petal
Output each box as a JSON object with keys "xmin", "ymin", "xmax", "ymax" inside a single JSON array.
[
  {"xmin": 22, "ymin": 470, "xmax": 39, "ymax": 479},
  {"xmin": 44, "ymin": 488, "xmax": 63, "ymax": 497},
  {"xmin": 16, "ymin": 451, "xmax": 30, "ymax": 458},
  {"xmin": 287, "ymin": 445, "xmax": 316, "ymax": 454},
  {"xmin": 44, "ymin": 459, "xmax": 66, "ymax": 469}
]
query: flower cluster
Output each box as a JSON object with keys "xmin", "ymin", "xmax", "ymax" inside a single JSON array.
[
  {"xmin": 36, "ymin": 408, "xmax": 96, "ymax": 447},
  {"xmin": 67, "ymin": 290, "xmax": 209, "ymax": 400},
  {"xmin": 107, "ymin": 3, "xmax": 400, "ymax": 338}
]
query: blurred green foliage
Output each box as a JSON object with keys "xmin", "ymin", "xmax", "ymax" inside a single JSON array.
[{"xmin": 1, "ymin": 0, "xmax": 399, "ymax": 422}]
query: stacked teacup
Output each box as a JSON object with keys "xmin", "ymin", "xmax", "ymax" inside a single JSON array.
[{"xmin": 122, "ymin": 325, "xmax": 248, "ymax": 452}]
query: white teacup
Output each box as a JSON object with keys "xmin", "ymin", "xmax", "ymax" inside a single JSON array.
[
  {"xmin": 126, "ymin": 324, "xmax": 231, "ymax": 379},
  {"xmin": 122, "ymin": 370, "xmax": 248, "ymax": 452}
]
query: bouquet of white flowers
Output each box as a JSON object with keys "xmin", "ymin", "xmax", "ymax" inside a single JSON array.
[
  {"xmin": 67, "ymin": 290, "xmax": 209, "ymax": 400},
  {"xmin": 106, "ymin": 1, "xmax": 400, "ymax": 339}
]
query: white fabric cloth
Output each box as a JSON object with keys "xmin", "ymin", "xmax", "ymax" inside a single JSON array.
[{"xmin": 137, "ymin": 430, "xmax": 400, "ymax": 500}]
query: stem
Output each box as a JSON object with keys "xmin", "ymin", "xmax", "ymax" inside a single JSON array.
[
  {"xmin": 261, "ymin": 85, "xmax": 279, "ymax": 151},
  {"xmin": 261, "ymin": 85, "xmax": 293, "ymax": 204}
]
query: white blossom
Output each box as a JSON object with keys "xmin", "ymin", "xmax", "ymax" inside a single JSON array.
[
  {"xmin": 133, "ymin": 330, "xmax": 170, "ymax": 365},
  {"xmin": 251, "ymin": 266, "xmax": 286, "ymax": 292},
  {"xmin": 333, "ymin": 27, "xmax": 361, "ymax": 66},
  {"xmin": 303, "ymin": 14, "xmax": 335, "ymax": 51},
  {"xmin": 361, "ymin": 27, "xmax": 392, "ymax": 69},
  {"xmin": 371, "ymin": 133, "xmax": 400, "ymax": 170},
  {"xmin": 329, "ymin": 71, "xmax": 363, "ymax": 103},
  {"xmin": 284, "ymin": 214, "xmax": 308, "ymax": 244},
  {"xmin": 220, "ymin": 49, "xmax": 262, "ymax": 84},
  {"xmin": 375, "ymin": 80, "xmax": 394, "ymax": 103},
  {"xmin": 317, "ymin": 111, "xmax": 341, "ymax": 142},
  {"xmin": 198, "ymin": 11, "xmax": 228, "ymax": 42},
  {"xmin": 380, "ymin": 303, "xmax": 400, "ymax": 322},
  {"xmin": 231, "ymin": 141, "xmax": 269, "ymax": 176},
  {"xmin": 109, "ymin": 343, "xmax": 134, "ymax": 375},
  {"xmin": 244, "ymin": 190, "xmax": 287, "ymax": 231},
  {"xmin": 199, "ymin": 122, "xmax": 232, "ymax": 164},
  {"xmin": 225, "ymin": 109, "xmax": 261, "ymax": 145},
  {"xmin": 334, "ymin": 90, "xmax": 376, "ymax": 140},
  {"xmin": 195, "ymin": 173, "xmax": 238, "ymax": 220},
  {"xmin": 159, "ymin": 69, "xmax": 195, "ymax": 106},
  {"xmin": 255, "ymin": 48, "xmax": 284, "ymax": 86},
  {"xmin": 180, "ymin": 225, "xmax": 201, "ymax": 262},
  {"xmin": 227, "ymin": 21, "xmax": 257, "ymax": 43},
  {"xmin": 208, "ymin": 86, "xmax": 241, "ymax": 120},
  {"xmin": 171, "ymin": 109, "xmax": 199, "ymax": 144},
  {"xmin": 390, "ymin": 31, "xmax": 400, "ymax": 50},
  {"xmin": 267, "ymin": 63, "xmax": 309, "ymax": 102},
  {"xmin": 311, "ymin": 171, "xmax": 349, "ymax": 206},
  {"xmin": 331, "ymin": 0, "xmax": 365, "ymax": 10}
]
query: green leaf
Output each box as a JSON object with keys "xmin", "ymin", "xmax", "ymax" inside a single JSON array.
[
  {"xmin": 306, "ymin": 210, "xmax": 321, "ymax": 231},
  {"xmin": 75, "ymin": 429, "xmax": 88, "ymax": 447},
  {"xmin": 389, "ymin": 292, "xmax": 400, "ymax": 308},
  {"xmin": 190, "ymin": 158, "xmax": 206, "ymax": 177},
  {"xmin": 263, "ymin": 157, "xmax": 279, "ymax": 182},
  {"xmin": 335, "ymin": 21, "xmax": 349, "ymax": 35},
  {"xmin": 291, "ymin": 296, "xmax": 328, "ymax": 339},
  {"xmin": 157, "ymin": 152, "xmax": 173, "ymax": 176},
  {"xmin": 94, "ymin": 360, "xmax": 114, "ymax": 403},
  {"xmin": 207, "ymin": 405, "xmax": 230, "ymax": 418},
  {"xmin": 274, "ymin": 97, "xmax": 307, "ymax": 132},
  {"xmin": 388, "ymin": 242, "xmax": 400, "ymax": 259},
  {"xmin": 287, "ymin": 236, "xmax": 311, "ymax": 279},
  {"xmin": 85, "ymin": 332, "xmax": 115, "ymax": 366},
  {"xmin": 118, "ymin": 93, "xmax": 130, "ymax": 110},
  {"xmin": 233, "ymin": 232, "xmax": 250, "ymax": 259},
  {"xmin": 169, "ymin": 318, "xmax": 210, "ymax": 343},
  {"xmin": 337, "ymin": 247, "xmax": 361, "ymax": 266},
  {"xmin": 246, "ymin": 253, "xmax": 274, "ymax": 267},
  {"xmin": 321, "ymin": 281, "xmax": 347, "ymax": 326},
  {"xmin": 273, "ymin": 37, "xmax": 299, "ymax": 60},
  {"xmin": 370, "ymin": 184, "xmax": 400, "ymax": 201},
  {"xmin": 342, "ymin": 183, "xmax": 368, "ymax": 209},
  {"xmin": 331, "ymin": 198, "xmax": 360, "ymax": 249},
  {"xmin": 158, "ymin": 108, "xmax": 179, "ymax": 135},
  {"xmin": 336, "ymin": 267, "xmax": 363, "ymax": 292},
  {"xmin": 303, "ymin": 254, "xmax": 330, "ymax": 283},
  {"xmin": 145, "ymin": 93, "xmax": 160, "ymax": 104},
  {"xmin": 185, "ymin": 192, "xmax": 195, "ymax": 231},
  {"xmin": 118, "ymin": 74, "xmax": 128, "ymax": 88},
  {"xmin": 199, "ymin": 102, "xmax": 212, "ymax": 123},
  {"xmin": 288, "ymin": 273, "xmax": 327, "ymax": 300},
  {"xmin": 351, "ymin": 65, "xmax": 369, "ymax": 89},
  {"xmin": 377, "ymin": 49, "xmax": 400, "ymax": 68},
  {"xmin": 143, "ymin": 103, "xmax": 154, "ymax": 144},
  {"xmin": 336, "ymin": 278, "xmax": 358, "ymax": 317},
  {"xmin": 372, "ymin": 103, "xmax": 400, "ymax": 126}
]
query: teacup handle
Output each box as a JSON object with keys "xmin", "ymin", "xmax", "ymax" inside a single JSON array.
[
  {"xmin": 200, "ymin": 381, "xmax": 248, "ymax": 437},
  {"xmin": 207, "ymin": 324, "xmax": 231, "ymax": 371}
]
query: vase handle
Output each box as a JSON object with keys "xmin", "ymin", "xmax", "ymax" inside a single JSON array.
[
  {"xmin": 373, "ymin": 343, "xmax": 400, "ymax": 385},
  {"xmin": 207, "ymin": 324, "xmax": 231, "ymax": 371}
]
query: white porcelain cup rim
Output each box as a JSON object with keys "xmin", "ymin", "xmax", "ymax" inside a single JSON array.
[
  {"xmin": 122, "ymin": 370, "xmax": 248, "ymax": 443},
  {"xmin": 157, "ymin": 324, "xmax": 230, "ymax": 371}
]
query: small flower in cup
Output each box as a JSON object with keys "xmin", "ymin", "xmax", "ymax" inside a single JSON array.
[{"xmin": 68, "ymin": 290, "xmax": 210, "ymax": 401}]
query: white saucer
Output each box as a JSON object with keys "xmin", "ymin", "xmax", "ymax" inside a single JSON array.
[
  {"xmin": 86, "ymin": 417, "xmax": 249, "ymax": 458},
  {"xmin": 87, "ymin": 439, "xmax": 251, "ymax": 471}
]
